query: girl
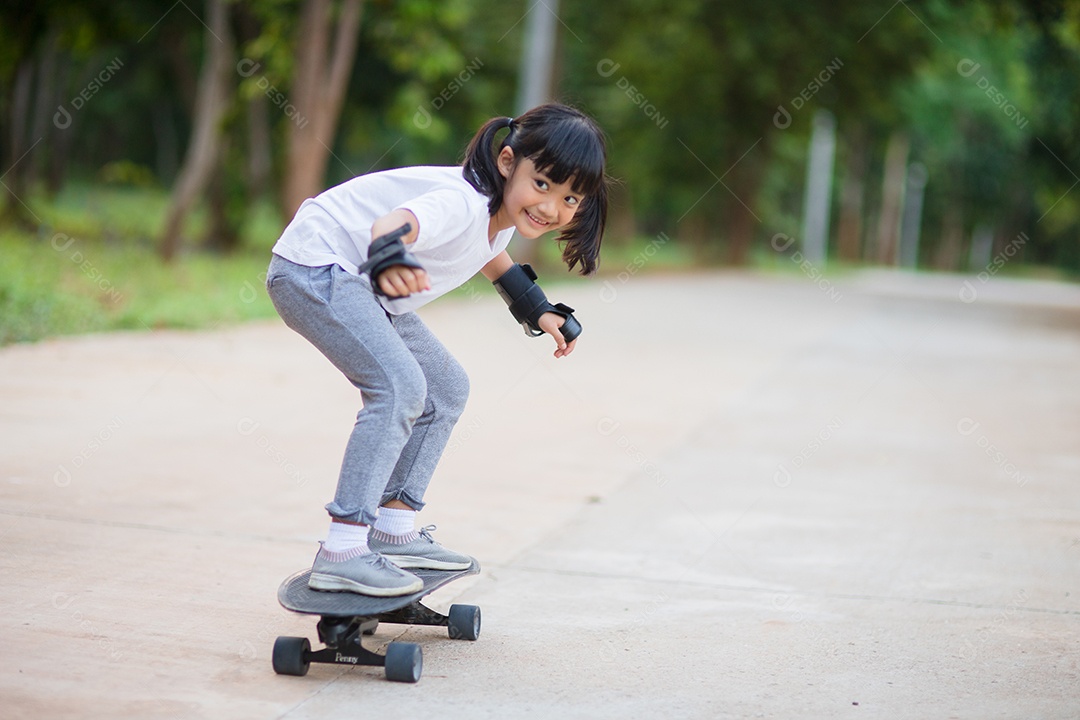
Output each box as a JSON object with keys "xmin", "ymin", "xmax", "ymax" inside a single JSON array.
[{"xmin": 265, "ymin": 103, "xmax": 608, "ymax": 596}]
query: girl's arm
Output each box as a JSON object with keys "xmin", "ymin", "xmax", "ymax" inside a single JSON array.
[
  {"xmin": 481, "ymin": 251, "xmax": 576, "ymax": 359},
  {"xmin": 372, "ymin": 209, "xmax": 420, "ymax": 245},
  {"xmin": 481, "ymin": 250, "xmax": 513, "ymax": 281},
  {"xmin": 370, "ymin": 209, "xmax": 428, "ymax": 296}
]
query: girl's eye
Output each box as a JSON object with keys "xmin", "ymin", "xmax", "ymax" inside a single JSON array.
[
  {"xmin": 565, "ymin": 196, "xmax": 579, "ymax": 206},
  {"xmin": 535, "ymin": 179, "xmax": 549, "ymax": 191}
]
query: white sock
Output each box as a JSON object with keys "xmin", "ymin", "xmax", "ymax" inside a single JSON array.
[
  {"xmin": 323, "ymin": 520, "xmax": 370, "ymax": 553},
  {"xmin": 374, "ymin": 507, "xmax": 416, "ymax": 537}
]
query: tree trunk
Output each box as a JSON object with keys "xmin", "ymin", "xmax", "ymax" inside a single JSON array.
[
  {"xmin": 159, "ymin": 0, "xmax": 235, "ymax": 261},
  {"xmin": 152, "ymin": 103, "xmax": 180, "ymax": 184},
  {"xmin": 164, "ymin": 29, "xmax": 200, "ymax": 122},
  {"xmin": 726, "ymin": 193, "xmax": 758, "ymax": 265},
  {"xmin": 203, "ymin": 137, "xmax": 243, "ymax": 252},
  {"xmin": 607, "ymin": 181, "xmax": 636, "ymax": 250},
  {"xmin": 681, "ymin": 211, "xmax": 711, "ymax": 264},
  {"xmin": 874, "ymin": 131, "xmax": 909, "ymax": 266},
  {"xmin": 235, "ymin": 2, "xmax": 272, "ymax": 199},
  {"xmin": 46, "ymin": 53, "xmax": 73, "ymax": 196},
  {"xmin": 724, "ymin": 155, "xmax": 764, "ymax": 266},
  {"xmin": 836, "ymin": 127, "xmax": 867, "ymax": 263},
  {"xmin": 246, "ymin": 94, "xmax": 272, "ymax": 199},
  {"xmin": 932, "ymin": 206, "xmax": 964, "ymax": 271},
  {"xmin": 2, "ymin": 57, "xmax": 35, "ymax": 225},
  {"xmin": 282, "ymin": 0, "xmax": 364, "ymax": 219},
  {"xmin": 26, "ymin": 30, "xmax": 59, "ymax": 190}
]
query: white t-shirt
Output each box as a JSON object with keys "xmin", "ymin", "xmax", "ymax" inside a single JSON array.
[{"xmin": 271, "ymin": 165, "xmax": 514, "ymax": 314}]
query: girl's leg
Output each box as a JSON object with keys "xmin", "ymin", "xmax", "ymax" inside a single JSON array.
[
  {"xmin": 266, "ymin": 257, "xmax": 426, "ymax": 527},
  {"xmin": 378, "ymin": 311, "xmax": 470, "ymax": 511},
  {"xmin": 359, "ymin": 311, "xmax": 474, "ymax": 571}
]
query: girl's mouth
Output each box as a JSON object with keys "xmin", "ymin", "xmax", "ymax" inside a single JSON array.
[{"xmin": 524, "ymin": 209, "xmax": 551, "ymax": 228}]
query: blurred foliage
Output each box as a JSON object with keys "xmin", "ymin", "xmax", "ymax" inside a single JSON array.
[
  {"xmin": 0, "ymin": 185, "xmax": 282, "ymax": 344},
  {"xmin": 1, "ymin": 0, "xmax": 1079, "ymax": 341}
]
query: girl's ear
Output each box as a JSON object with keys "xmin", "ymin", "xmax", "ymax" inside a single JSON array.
[{"xmin": 496, "ymin": 146, "xmax": 516, "ymax": 179}]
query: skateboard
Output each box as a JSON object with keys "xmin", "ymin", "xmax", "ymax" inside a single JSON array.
[{"xmin": 272, "ymin": 559, "xmax": 481, "ymax": 683}]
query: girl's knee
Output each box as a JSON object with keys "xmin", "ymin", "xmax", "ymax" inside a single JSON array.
[
  {"xmin": 395, "ymin": 364, "xmax": 428, "ymax": 420},
  {"xmin": 362, "ymin": 362, "xmax": 426, "ymax": 424},
  {"xmin": 438, "ymin": 361, "xmax": 470, "ymax": 419}
]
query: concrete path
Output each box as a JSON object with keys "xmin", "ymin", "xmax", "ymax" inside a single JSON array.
[{"xmin": 2, "ymin": 270, "xmax": 1078, "ymax": 718}]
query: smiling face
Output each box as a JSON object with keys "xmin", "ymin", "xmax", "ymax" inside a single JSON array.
[{"xmin": 491, "ymin": 147, "xmax": 583, "ymax": 239}]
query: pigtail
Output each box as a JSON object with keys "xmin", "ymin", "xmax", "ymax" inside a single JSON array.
[
  {"xmin": 462, "ymin": 116, "xmax": 514, "ymax": 215},
  {"xmin": 462, "ymin": 104, "xmax": 609, "ymax": 275},
  {"xmin": 559, "ymin": 177, "xmax": 607, "ymax": 275}
]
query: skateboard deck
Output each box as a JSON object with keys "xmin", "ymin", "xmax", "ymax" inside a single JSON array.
[
  {"xmin": 278, "ymin": 559, "xmax": 480, "ymax": 616},
  {"xmin": 272, "ymin": 558, "xmax": 481, "ymax": 683}
]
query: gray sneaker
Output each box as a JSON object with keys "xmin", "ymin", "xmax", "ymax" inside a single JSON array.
[
  {"xmin": 308, "ymin": 544, "xmax": 424, "ymax": 596},
  {"xmin": 367, "ymin": 525, "xmax": 473, "ymax": 571}
]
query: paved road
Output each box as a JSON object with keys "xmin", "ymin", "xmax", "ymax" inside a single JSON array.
[{"xmin": 2, "ymin": 269, "xmax": 1078, "ymax": 718}]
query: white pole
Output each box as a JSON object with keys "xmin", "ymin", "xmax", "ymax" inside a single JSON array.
[
  {"xmin": 516, "ymin": 0, "xmax": 559, "ymax": 115},
  {"xmin": 800, "ymin": 110, "xmax": 837, "ymax": 265},
  {"xmin": 969, "ymin": 225, "xmax": 994, "ymax": 271},
  {"xmin": 899, "ymin": 163, "xmax": 928, "ymax": 269}
]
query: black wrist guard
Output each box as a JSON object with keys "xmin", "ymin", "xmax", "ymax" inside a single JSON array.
[
  {"xmin": 492, "ymin": 263, "xmax": 582, "ymax": 343},
  {"xmin": 357, "ymin": 223, "xmax": 425, "ymax": 296}
]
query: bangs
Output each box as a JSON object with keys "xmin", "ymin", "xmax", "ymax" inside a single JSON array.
[
  {"xmin": 522, "ymin": 120, "xmax": 606, "ymax": 197},
  {"xmin": 462, "ymin": 103, "xmax": 607, "ymax": 275}
]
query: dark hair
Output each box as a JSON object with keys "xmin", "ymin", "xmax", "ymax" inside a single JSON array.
[{"xmin": 462, "ymin": 103, "xmax": 608, "ymax": 275}]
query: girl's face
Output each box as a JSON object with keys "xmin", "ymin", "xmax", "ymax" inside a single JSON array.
[{"xmin": 495, "ymin": 148, "xmax": 583, "ymax": 239}]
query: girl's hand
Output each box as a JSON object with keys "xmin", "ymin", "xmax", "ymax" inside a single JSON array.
[
  {"xmin": 537, "ymin": 312, "xmax": 577, "ymax": 358},
  {"xmin": 378, "ymin": 266, "xmax": 431, "ymax": 297}
]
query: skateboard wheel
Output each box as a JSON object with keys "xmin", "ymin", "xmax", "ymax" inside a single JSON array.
[
  {"xmin": 272, "ymin": 636, "xmax": 311, "ymax": 676},
  {"xmin": 362, "ymin": 622, "xmax": 378, "ymax": 636},
  {"xmin": 448, "ymin": 604, "xmax": 481, "ymax": 641},
  {"xmin": 384, "ymin": 642, "xmax": 422, "ymax": 683}
]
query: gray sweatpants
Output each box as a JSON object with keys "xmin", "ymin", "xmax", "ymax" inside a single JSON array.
[{"xmin": 266, "ymin": 254, "xmax": 470, "ymax": 526}]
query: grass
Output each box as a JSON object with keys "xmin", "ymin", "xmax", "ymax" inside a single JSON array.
[
  {"xmin": 0, "ymin": 184, "xmax": 280, "ymax": 345},
  {"xmin": 537, "ymin": 228, "xmax": 696, "ymax": 278},
  {"xmin": 0, "ymin": 184, "xmax": 704, "ymax": 345},
  {"xmin": 3, "ymin": 183, "xmax": 1074, "ymax": 346},
  {"xmin": 0, "ymin": 229, "xmax": 279, "ymax": 344}
]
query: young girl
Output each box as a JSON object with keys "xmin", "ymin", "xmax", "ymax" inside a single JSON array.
[{"xmin": 265, "ymin": 103, "xmax": 608, "ymax": 596}]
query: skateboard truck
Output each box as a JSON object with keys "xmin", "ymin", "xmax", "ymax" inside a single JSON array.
[
  {"xmin": 273, "ymin": 616, "xmax": 422, "ymax": 683},
  {"xmin": 272, "ymin": 562, "xmax": 482, "ymax": 682}
]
